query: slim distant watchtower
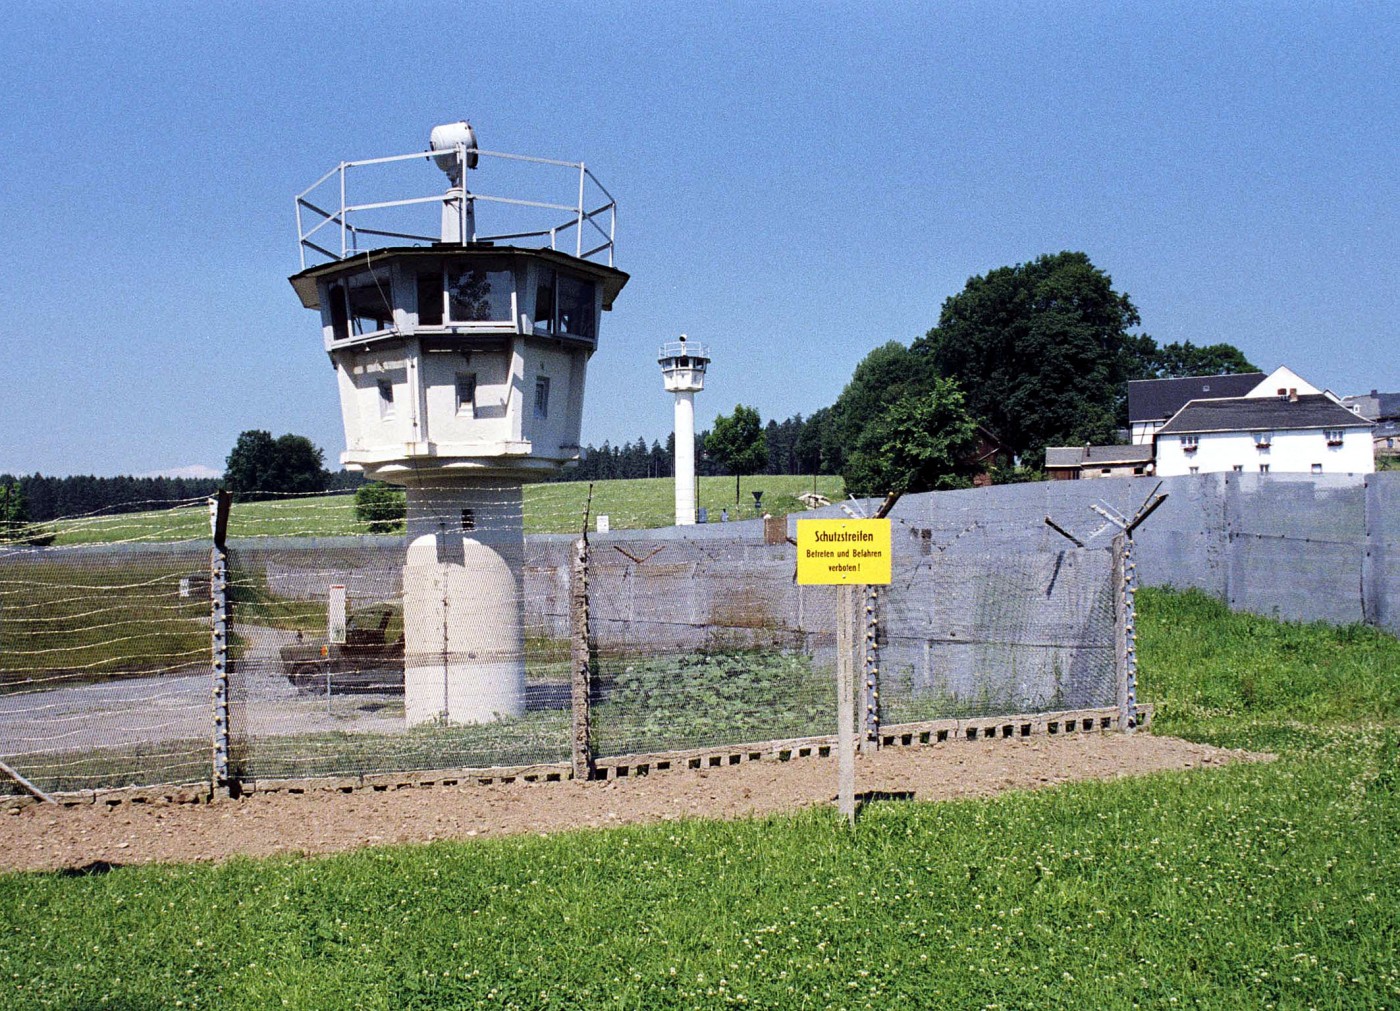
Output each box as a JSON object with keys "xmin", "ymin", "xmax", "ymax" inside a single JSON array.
[
  {"xmin": 658, "ymin": 335, "xmax": 709, "ymax": 525},
  {"xmin": 289, "ymin": 122, "xmax": 628, "ymax": 726}
]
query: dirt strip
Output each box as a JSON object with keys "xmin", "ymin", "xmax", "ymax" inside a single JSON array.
[{"xmin": 0, "ymin": 733, "xmax": 1263, "ymax": 873}]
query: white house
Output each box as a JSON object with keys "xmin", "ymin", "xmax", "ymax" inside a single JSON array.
[
  {"xmin": 1154, "ymin": 379, "xmax": 1374, "ymax": 477},
  {"xmin": 1127, "ymin": 371, "xmax": 1265, "ymax": 445}
]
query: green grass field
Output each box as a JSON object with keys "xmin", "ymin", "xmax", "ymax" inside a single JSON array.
[
  {"xmin": 0, "ymin": 590, "xmax": 1396, "ymax": 1009},
  {"xmin": 40, "ymin": 475, "xmax": 846, "ymax": 545}
]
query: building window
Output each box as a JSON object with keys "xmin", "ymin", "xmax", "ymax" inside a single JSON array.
[
  {"xmin": 1254, "ymin": 432, "xmax": 1271, "ymax": 450},
  {"xmin": 1259, "ymin": 463, "xmax": 1270, "ymax": 474},
  {"xmin": 377, "ymin": 379, "xmax": 394, "ymax": 419},
  {"xmin": 346, "ymin": 268, "xmax": 395, "ymax": 336},
  {"xmin": 447, "ymin": 263, "xmax": 514, "ymax": 323},
  {"xmin": 417, "ymin": 270, "xmax": 443, "ymax": 326},
  {"xmin": 1311, "ymin": 463, "xmax": 1323, "ymax": 474},
  {"xmin": 556, "ymin": 274, "xmax": 597, "ymax": 339},
  {"xmin": 1232, "ymin": 465, "xmax": 1243, "ymax": 472},
  {"xmin": 1325, "ymin": 429, "xmax": 1345, "ymax": 446},
  {"xmin": 456, "ymin": 373, "xmax": 476, "ymax": 417},
  {"xmin": 1189, "ymin": 466, "xmax": 1199, "ymax": 475},
  {"xmin": 533, "ymin": 269, "xmax": 556, "ymax": 335},
  {"xmin": 461, "ymin": 509, "xmax": 475, "ymax": 532},
  {"xmin": 1180, "ymin": 435, "xmax": 1199, "ymax": 452},
  {"xmin": 534, "ymin": 376, "xmax": 550, "ymax": 420}
]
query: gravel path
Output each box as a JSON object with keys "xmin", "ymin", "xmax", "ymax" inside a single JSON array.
[{"xmin": 0, "ymin": 732, "xmax": 1264, "ymax": 873}]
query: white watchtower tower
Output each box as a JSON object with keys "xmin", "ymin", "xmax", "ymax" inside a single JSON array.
[
  {"xmin": 289, "ymin": 122, "xmax": 627, "ymax": 726},
  {"xmin": 658, "ymin": 336, "xmax": 710, "ymax": 526}
]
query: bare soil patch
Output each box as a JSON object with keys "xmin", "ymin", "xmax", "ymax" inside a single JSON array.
[{"xmin": 0, "ymin": 733, "xmax": 1262, "ymax": 874}]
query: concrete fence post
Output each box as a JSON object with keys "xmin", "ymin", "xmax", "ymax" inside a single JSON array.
[
  {"xmin": 861, "ymin": 584, "xmax": 880, "ymax": 753},
  {"xmin": 570, "ymin": 536, "xmax": 595, "ymax": 781},
  {"xmin": 209, "ymin": 491, "xmax": 232, "ymax": 794},
  {"xmin": 1114, "ymin": 532, "xmax": 1139, "ymax": 732}
]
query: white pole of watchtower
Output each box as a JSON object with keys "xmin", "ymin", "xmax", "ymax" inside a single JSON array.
[{"xmin": 658, "ymin": 336, "xmax": 710, "ymax": 526}]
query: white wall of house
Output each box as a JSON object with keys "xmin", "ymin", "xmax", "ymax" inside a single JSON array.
[
  {"xmin": 1131, "ymin": 421, "xmax": 1162, "ymax": 445},
  {"xmin": 1156, "ymin": 428, "xmax": 1375, "ymax": 477},
  {"xmin": 1245, "ymin": 366, "xmax": 1321, "ymax": 399}
]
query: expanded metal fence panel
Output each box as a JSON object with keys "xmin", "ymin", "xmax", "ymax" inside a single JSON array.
[
  {"xmin": 0, "ymin": 523, "xmax": 214, "ymax": 794},
  {"xmin": 878, "ymin": 542, "xmax": 1118, "ymax": 724},
  {"xmin": 1225, "ymin": 475, "xmax": 1369, "ymax": 625},
  {"xmin": 586, "ymin": 536, "xmax": 839, "ymax": 757}
]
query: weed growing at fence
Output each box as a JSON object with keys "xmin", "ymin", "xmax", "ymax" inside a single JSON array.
[{"xmin": 594, "ymin": 649, "xmax": 833, "ymax": 755}]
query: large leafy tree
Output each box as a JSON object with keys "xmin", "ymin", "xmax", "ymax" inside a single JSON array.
[
  {"xmin": 705, "ymin": 405, "xmax": 769, "ymax": 503},
  {"xmin": 822, "ymin": 342, "xmax": 940, "ymax": 475},
  {"xmin": 843, "ymin": 378, "xmax": 981, "ymax": 497},
  {"xmin": 913, "ymin": 251, "xmax": 1142, "ymax": 465},
  {"xmin": 224, "ymin": 430, "xmax": 329, "ymax": 499}
]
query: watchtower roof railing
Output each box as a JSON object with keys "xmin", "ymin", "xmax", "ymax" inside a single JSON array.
[
  {"xmin": 295, "ymin": 144, "xmax": 617, "ymax": 270},
  {"xmin": 658, "ymin": 341, "xmax": 710, "ymax": 363}
]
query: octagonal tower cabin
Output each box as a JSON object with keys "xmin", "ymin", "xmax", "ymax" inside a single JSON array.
[{"xmin": 288, "ymin": 122, "xmax": 627, "ymax": 725}]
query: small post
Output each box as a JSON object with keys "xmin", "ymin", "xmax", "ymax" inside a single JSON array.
[
  {"xmin": 1113, "ymin": 533, "xmax": 1131, "ymax": 732},
  {"xmin": 570, "ymin": 535, "xmax": 595, "ymax": 781},
  {"xmin": 836, "ymin": 583, "xmax": 857, "ymax": 825},
  {"xmin": 861, "ymin": 584, "xmax": 880, "ymax": 753},
  {"xmin": 209, "ymin": 491, "xmax": 233, "ymax": 793},
  {"xmin": 1121, "ymin": 532, "xmax": 1140, "ymax": 732}
]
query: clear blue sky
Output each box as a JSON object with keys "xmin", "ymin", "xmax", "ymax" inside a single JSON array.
[{"xmin": 1, "ymin": 2, "xmax": 1395, "ymax": 477}]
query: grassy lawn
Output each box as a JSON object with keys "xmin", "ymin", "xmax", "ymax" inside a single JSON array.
[
  {"xmin": 40, "ymin": 475, "xmax": 847, "ymax": 545},
  {"xmin": 0, "ymin": 589, "xmax": 1397, "ymax": 1009}
]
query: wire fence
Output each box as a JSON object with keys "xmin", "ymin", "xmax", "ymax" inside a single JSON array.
[{"xmin": 0, "ymin": 486, "xmax": 1126, "ymax": 796}]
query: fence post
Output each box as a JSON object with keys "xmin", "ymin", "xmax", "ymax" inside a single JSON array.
[
  {"xmin": 861, "ymin": 585, "xmax": 880, "ymax": 753},
  {"xmin": 836, "ymin": 583, "xmax": 857, "ymax": 824},
  {"xmin": 209, "ymin": 491, "xmax": 232, "ymax": 794},
  {"xmin": 570, "ymin": 536, "xmax": 595, "ymax": 781},
  {"xmin": 1114, "ymin": 532, "xmax": 1139, "ymax": 732}
]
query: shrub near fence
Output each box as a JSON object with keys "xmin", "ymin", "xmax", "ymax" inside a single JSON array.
[{"xmin": 0, "ymin": 496, "xmax": 1129, "ymax": 796}]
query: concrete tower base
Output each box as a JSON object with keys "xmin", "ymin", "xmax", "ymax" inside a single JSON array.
[{"xmin": 401, "ymin": 481, "xmax": 525, "ymax": 726}]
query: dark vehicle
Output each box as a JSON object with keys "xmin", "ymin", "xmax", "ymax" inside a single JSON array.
[{"xmin": 279, "ymin": 603, "xmax": 405, "ymax": 695}]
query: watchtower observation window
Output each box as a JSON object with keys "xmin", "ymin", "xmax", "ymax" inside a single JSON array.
[
  {"xmin": 346, "ymin": 268, "xmax": 395, "ymax": 336},
  {"xmin": 448, "ymin": 262, "xmax": 514, "ymax": 323}
]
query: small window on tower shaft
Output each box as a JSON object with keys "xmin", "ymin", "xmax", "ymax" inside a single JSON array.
[
  {"xmin": 377, "ymin": 379, "xmax": 394, "ymax": 418},
  {"xmin": 456, "ymin": 374, "xmax": 477, "ymax": 417},
  {"xmin": 534, "ymin": 376, "xmax": 550, "ymax": 420}
]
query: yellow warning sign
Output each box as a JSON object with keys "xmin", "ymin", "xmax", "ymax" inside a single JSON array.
[{"xmin": 795, "ymin": 519, "xmax": 892, "ymax": 585}]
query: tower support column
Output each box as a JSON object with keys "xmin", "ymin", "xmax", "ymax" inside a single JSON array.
[
  {"xmin": 402, "ymin": 481, "xmax": 525, "ymax": 725},
  {"xmin": 674, "ymin": 391, "xmax": 696, "ymax": 526}
]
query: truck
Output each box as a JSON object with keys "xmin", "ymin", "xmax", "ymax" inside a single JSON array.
[{"xmin": 279, "ymin": 603, "xmax": 404, "ymax": 695}]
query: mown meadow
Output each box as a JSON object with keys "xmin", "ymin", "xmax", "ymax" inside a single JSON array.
[
  {"xmin": 40, "ymin": 474, "xmax": 847, "ymax": 546},
  {"xmin": 0, "ymin": 588, "xmax": 1396, "ymax": 1009}
]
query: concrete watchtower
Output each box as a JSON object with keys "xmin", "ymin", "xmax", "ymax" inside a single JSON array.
[
  {"xmin": 658, "ymin": 336, "xmax": 709, "ymax": 526},
  {"xmin": 289, "ymin": 122, "xmax": 628, "ymax": 725}
]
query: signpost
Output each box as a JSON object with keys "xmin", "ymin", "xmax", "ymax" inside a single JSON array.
[{"xmin": 796, "ymin": 519, "xmax": 891, "ymax": 824}]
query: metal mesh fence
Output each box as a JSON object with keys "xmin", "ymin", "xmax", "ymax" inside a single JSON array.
[
  {"xmin": 878, "ymin": 540, "xmax": 1118, "ymax": 725},
  {"xmin": 0, "ymin": 503, "xmax": 214, "ymax": 794},
  {"xmin": 583, "ymin": 536, "xmax": 839, "ymax": 757}
]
